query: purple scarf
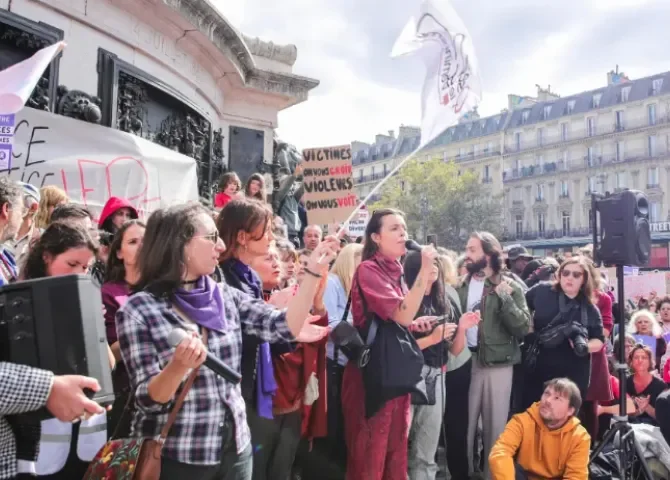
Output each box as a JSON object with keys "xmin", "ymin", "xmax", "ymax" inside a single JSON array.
[
  {"xmin": 230, "ymin": 259, "xmax": 277, "ymax": 418},
  {"xmin": 173, "ymin": 276, "xmax": 226, "ymax": 332}
]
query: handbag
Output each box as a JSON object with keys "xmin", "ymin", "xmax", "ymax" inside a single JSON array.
[
  {"xmin": 356, "ymin": 279, "xmax": 426, "ymax": 418},
  {"xmin": 83, "ymin": 329, "xmax": 207, "ymax": 480}
]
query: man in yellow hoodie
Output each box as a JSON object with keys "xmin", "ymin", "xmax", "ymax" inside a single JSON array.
[{"xmin": 489, "ymin": 378, "xmax": 590, "ymax": 479}]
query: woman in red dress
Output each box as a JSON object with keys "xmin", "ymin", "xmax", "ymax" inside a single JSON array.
[{"xmin": 341, "ymin": 208, "xmax": 437, "ymax": 480}]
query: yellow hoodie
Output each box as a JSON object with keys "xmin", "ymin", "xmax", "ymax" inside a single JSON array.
[{"xmin": 489, "ymin": 402, "xmax": 591, "ymax": 480}]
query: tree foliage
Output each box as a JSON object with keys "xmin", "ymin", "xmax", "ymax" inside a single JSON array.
[{"xmin": 370, "ymin": 157, "xmax": 503, "ymax": 250}]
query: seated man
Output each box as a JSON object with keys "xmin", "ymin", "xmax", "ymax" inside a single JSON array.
[{"xmin": 489, "ymin": 378, "xmax": 590, "ymax": 480}]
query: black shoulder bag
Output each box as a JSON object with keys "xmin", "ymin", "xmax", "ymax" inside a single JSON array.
[{"xmin": 356, "ymin": 280, "xmax": 426, "ymax": 418}]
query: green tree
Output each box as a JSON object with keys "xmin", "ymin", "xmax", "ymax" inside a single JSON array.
[{"xmin": 370, "ymin": 157, "xmax": 503, "ymax": 250}]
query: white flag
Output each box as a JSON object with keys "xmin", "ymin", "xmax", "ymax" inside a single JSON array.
[
  {"xmin": 0, "ymin": 41, "xmax": 66, "ymax": 114},
  {"xmin": 392, "ymin": 0, "xmax": 482, "ymax": 148}
]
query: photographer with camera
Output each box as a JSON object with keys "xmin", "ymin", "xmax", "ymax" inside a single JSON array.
[{"xmin": 521, "ymin": 256, "xmax": 605, "ymax": 411}]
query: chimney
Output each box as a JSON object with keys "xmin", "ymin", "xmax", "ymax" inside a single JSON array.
[
  {"xmin": 607, "ymin": 65, "xmax": 631, "ymax": 86},
  {"xmin": 351, "ymin": 141, "xmax": 370, "ymax": 153},
  {"xmin": 398, "ymin": 125, "xmax": 420, "ymax": 137},
  {"xmin": 388, "ymin": 130, "xmax": 395, "ymax": 138}
]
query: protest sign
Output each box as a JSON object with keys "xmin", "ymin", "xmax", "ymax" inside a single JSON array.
[
  {"xmin": 345, "ymin": 208, "xmax": 369, "ymax": 238},
  {"xmin": 302, "ymin": 144, "xmax": 356, "ymax": 225},
  {"xmin": 0, "ymin": 114, "xmax": 15, "ymax": 170},
  {"xmin": 633, "ymin": 335, "xmax": 657, "ymax": 358},
  {"xmin": 4, "ymin": 108, "xmax": 198, "ymax": 220}
]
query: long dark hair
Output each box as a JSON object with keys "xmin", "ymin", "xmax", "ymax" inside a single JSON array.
[
  {"xmin": 469, "ymin": 231, "xmax": 503, "ymax": 275},
  {"xmin": 217, "ymin": 198, "xmax": 273, "ymax": 262},
  {"xmin": 404, "ymin": 250, "xmax": 448, "ymax": 316},
  {"xmin": 362, "ymin": 208, "xmax": 404, "ymax": 261},
  {"xmin": 105, "ymin": 220, "xmax": 146, "ymax": 284},
  {"xmin": 134, "ymin": 203, "xmax": 206, "ymax": 297},
  {"xmin": 22, "ymin": 223, "xmax": 98, "ymax": 280},
  {"xmin": 244, "ymin": 173, "xmax": 266, "ymax": 201}
]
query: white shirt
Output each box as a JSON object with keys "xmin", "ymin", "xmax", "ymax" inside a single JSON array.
[{"xmin": 466, "ymin": 277, "xmax": 485, "ymax": 348}]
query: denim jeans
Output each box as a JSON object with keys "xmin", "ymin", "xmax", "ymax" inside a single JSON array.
[
  {"xmin": 159, "ymin": 425, "xmax": 252, "ymax": 480},
  {"xmin": 408, "ymin": 367, "xmax": 445, "ymax": 480}
]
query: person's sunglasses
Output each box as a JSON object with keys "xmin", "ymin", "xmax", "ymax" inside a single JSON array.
[{"xmin": 560, "ymin": 270, "xmax": 583, "ymax": 279}]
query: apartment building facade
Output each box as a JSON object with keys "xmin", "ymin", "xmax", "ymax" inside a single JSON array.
[{"xmin": 352, "ymin": 70, "xmax": 670, "ymax": 267}]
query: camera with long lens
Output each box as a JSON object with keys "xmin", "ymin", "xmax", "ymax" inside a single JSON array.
[{"xmin": 539, "ymin": 321, "xmax": 589, "ymax": 357}]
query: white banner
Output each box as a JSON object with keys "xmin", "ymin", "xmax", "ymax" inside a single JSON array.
[
  {"xmin": 345, "ymin": 208, "xmax": 369, "ymax": 238},
  {"xmin": 2, "ymin": 108, "xmax": 198, "ymax": 220}
]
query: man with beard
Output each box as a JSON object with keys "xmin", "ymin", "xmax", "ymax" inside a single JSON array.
[
  {"xmin": 489, "ymin": 378, "xmax": 590, "ymax": 479},
  {"xmin": 455, "ymin": 232, "xmax": 530, "ymax": 480}
]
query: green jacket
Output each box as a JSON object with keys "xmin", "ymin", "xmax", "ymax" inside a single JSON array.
[{"xmin": 456, "ymin": 273, "xmax": 530, "ymax": 367}]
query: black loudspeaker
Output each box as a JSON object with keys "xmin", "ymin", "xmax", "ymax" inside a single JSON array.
[
  {"xmin": 0, "ymin": 274, "xmax": 115, "ymax": 417},
  {"xmin": 595, "ymin": 189, "xmax": 651, "ymax": 266}
]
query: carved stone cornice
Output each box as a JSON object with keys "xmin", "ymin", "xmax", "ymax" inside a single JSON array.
[
  {"xmin": 243, "ymin": 35, "xmax": 297, "ymax": 66},
  {"xmin": 160, "ymin": 0, "xmax": 319, "ymax": 98},
  {"xmin": 247, "ymin": 69, "xmax": 320, "ymax": 101}
]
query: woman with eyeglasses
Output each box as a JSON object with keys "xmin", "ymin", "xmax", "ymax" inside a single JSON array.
[
  {"xmin": 116, "ymin": 203, "xmax": 337, "ymax": 479},
  {"xmin": 521, "ymin": 256, "xmax": 605, "ymax": 410}
]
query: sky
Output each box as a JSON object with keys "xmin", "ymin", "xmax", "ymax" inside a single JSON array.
[{"xmin": 220, "ymin": 0, "xmax": 670, "ymax": 150}]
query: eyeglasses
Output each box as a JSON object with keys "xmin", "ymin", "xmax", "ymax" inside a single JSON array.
[
  {"xmin": 560, "ymin": 270, "xmax": 583, "ymax": 279},
  {"xmin": 195, "ymin": 231, "xmax": 219, "ymax": 243}
]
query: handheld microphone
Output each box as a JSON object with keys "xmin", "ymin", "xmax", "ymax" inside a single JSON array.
[
  {"xmin": 405, "ymin": 239, "xmax": 422, "ymax": 252},
  {"xmin": 167, "ymin": 328, "xmax": 242, "ymax": 384}
]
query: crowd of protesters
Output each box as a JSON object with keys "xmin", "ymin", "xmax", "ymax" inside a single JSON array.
[{"xmin": 1, "ymin": 169, "xmax": 670, "ymax": 480}]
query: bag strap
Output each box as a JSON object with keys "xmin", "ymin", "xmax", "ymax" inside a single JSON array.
[
  {"xmin": 158, "ymin": 328, "xmax": 207, "ymax": 443},
  {"xmin": 335, "ymin": 292, "xmax": 353, "ymax": 364}
]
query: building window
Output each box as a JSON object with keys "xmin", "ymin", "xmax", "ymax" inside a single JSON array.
[
  {"xmin": 515, "ymin": 215, "xmax": 523, "ymax": 237},
  {"xmin": 536, "ymin": 155, "xmax": 544, "ymax": 168},
  {"xmin": 592, "ymin": 93, "xmax": 602, "ymax": 108},
  {"xmin": 586, "ymin": 146, "xmax": 595, "ymax": 167},
  {"xmin": 560, "ymin": 180, "xmax": 569, "ymax": 197},
  {"xmin": 616, "ymin": 141, "xmax": 625, "ymax": 162},
  {"xmin": 359, "ymin": 169, "xmax": 363, "ymax": 180},
  {"xmin": 383, "ymin": 164, "xmax": 388, "ymax": 175},
  {"xmin": 484, "ymin": 164, "xmax": 490, "ymax": 180},
  {"xmin": 650, "ymin": 202, "xmax": 661, "ymax": 222},
  {"xmin": 648, "ymin": 135, "xmax": 657, "ymax": 157},
  {"xmin": 562, "ymin": 212, "xmax": 571, "ymax": 236},
  {"xmin": 615, "ymin": 110, "xmax": 624, "ymax": 130},
  {"xmin": 537, "ymin": 128, "xmax": 543, "ymax": 146},
  {"xmin": 648, "ymin": 167, "xmax": 659, "ymax": 187},
  {"xmin": 560, "ymin": 150, "xmax": 569, "ymax": 169},
  {"xmin": 587, "ymin": 117, "xmax": 596, "ymax": 136},
  {"xmin": 538, "ymin": 213, "xmax": 546, "ymax": 235},
  {"xmin": 620, "ymin": 86, "xmax": 631, "ymax": 103},
  {"xmin": 544, "ymin": 105, "xmax": 552, "ymax": 119},
  {"xmin": 567, "ymin": 100, "xmax": 576, "ymax": 114},
  {"xmin": 536, "ymin": 183, "xmax": 545, "ymax": 201},
  {"xmin": 561, "ymin": 123, "xmax": 569, "ymax": 142},
  {"xmin": 522, "ymin": 110, "xmax": 530, "ymax": 124},
  {"xmin": 588, "ymin": 176, "xmax": 597, "ymax": 193},
  {"xmin": 487, "ymin": 141, "xmax": 494, "ymax": 152},
  {"xmin": 515, "ymin": 132, "xmax": 521, "ymax": 150},
  {"xmin": 515, "ymin": 187, "xmax": 523, "ymax": 202},
  {"xmin": 588, "ymin": 208, "xmax": 593, "ymax": 233},
  {"xmin": 458, "ymin": 147, "xmax": 466, "ymax": 157},
  {"xmin": 472, "ymin": 144, "xmax": 478, "ymax": 156},
  {"xmin": 648, "ymin": 104, "xmax": 657, "ymax": 125},
  {"xmin": 514, "ymin": 158, "xmax": 522, "ymax": 171},
  {"xmin": 652, "ymin": 78, "xmax": 664, "ymax": 95},
  {"xmin": 616, "ymin": 171, "xmax": 626, "ymax": 189}
]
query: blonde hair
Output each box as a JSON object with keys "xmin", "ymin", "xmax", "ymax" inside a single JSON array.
[
  {"xmin": 437, "ymin": 254, "xmax": 457, "ymax": 286},
  {"xmin": 330, "ymin": 243, "xmax": 363, "ymax": 296},
  {"xmin": 35, "ymin": 185, "xmax": 68, "ymax": 229},
  {"xmin": 628, "ymin": 309, "xmax": 662, "ymax": 337}
]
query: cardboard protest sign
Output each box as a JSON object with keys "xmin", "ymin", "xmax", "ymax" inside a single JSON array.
[
  {"xmin": 302, "ymin": 144, "xmax": 356, "ymax": 225},
  {"xmin": 345, "ymin": 208, "xmax": 369, "ymax": 238},
  {"xmin": 4, "ymin": 108, "xmax": 199, "ymax": 220}
]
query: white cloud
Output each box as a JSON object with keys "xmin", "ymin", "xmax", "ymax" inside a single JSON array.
[{"xmin": 228, "ymin": 0, "xmax": 670, "ymax": 148}]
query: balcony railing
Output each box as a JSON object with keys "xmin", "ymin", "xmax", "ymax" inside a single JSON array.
[
  {"xmin": 503, "ymin": 147, "xmax": 668, "ymax": 183},
  {"xmin": 482, "ymin": 177, "xmax": 493, "ymax": 184},
  {"xmin": 449, "ymin": 149, "xmax": 502, "ymax": 163},
  {"xmin": 501, "ymin": 227, "xmax": 592, "ymax": 242},
  {"xmin": 355, "ymin": 172, "xmax": 387, "ymax": 184},
  {"xmin": 503, "ymin": 114, "xmax": 670, "ymax": 156}
]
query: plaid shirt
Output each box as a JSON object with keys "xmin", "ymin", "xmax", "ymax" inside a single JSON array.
[{"xmin": 116, "ymin": 282, "xmax": 294, "ymax": 465}]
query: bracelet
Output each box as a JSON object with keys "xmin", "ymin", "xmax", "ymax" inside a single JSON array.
[{"xmin": 304, "ymin": 267, "xmax": 323, "ymax": 279}]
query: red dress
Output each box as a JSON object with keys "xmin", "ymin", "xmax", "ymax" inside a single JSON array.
[
  {"xmin": 341, "ymin": 253, "xmax": 410, "ymax": 480},
  {"xmin": 586, "ymin": 291, "xmax": 614, "ymax": 402}
]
